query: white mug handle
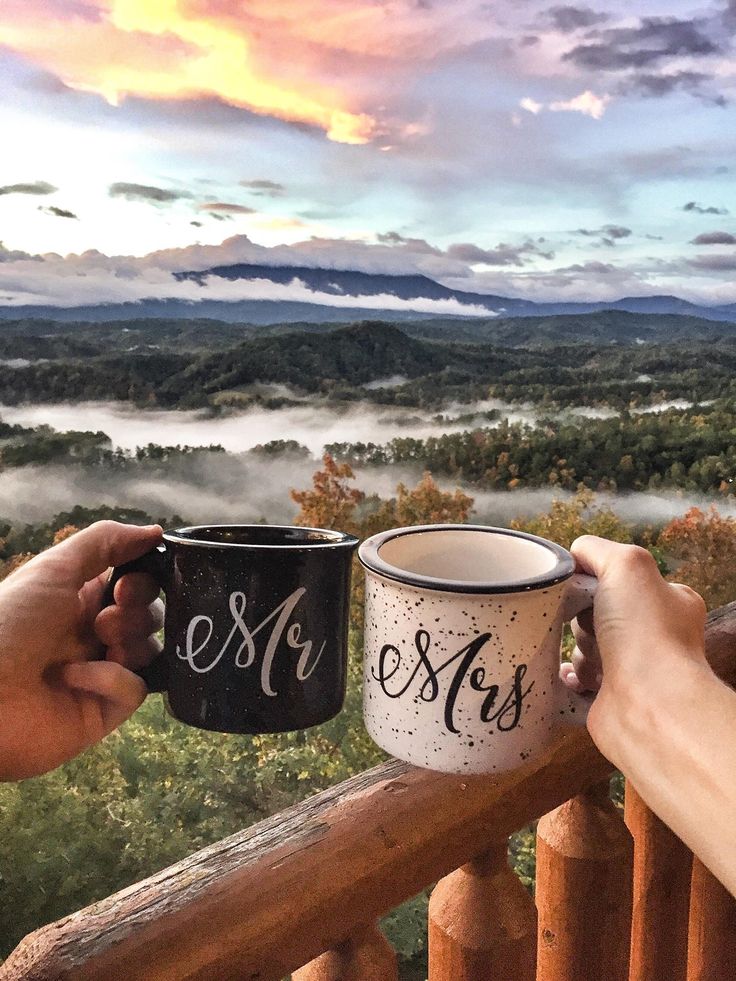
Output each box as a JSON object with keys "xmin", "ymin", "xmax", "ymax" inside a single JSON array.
[{"xmin": 557, "ymin": 572, "xmax": 598, "ymax": 726}]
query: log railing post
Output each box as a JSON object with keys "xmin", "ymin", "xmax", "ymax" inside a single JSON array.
[
  {"xmin": 428, "ymin": 842, "xmax": 536, "ymax": 980},
  {"xmin": 625, "ymin": 783, "xmax": 693, "ymax": 981},
  {"xmin": 292, "ymin": 921, "xmax": 399, "ymax": 981},
  {"xmin": 687, "ymin": 857, "xmax": 736, "ymax": 981},
  {"xmin": 536, "ymin": 780, "xmax": 633, "ymax": 981}
]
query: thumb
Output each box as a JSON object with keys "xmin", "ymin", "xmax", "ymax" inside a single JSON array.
[
  {"xmin": 62, "ymin": 660, "xmax": 148, "ymax": 737},
  {"xmin": 43, "ymin": 521, "xmax": 163, "ymax": 588}
]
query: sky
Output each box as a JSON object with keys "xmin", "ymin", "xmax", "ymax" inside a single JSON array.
[{"xmin": 0, "ymin": 0, "xmax": 735, "ymax": 306}]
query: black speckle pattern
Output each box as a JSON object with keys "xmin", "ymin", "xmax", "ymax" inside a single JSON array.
[{"xmin": 363, "ymin": 572, "xmax": 595, "ymax": 774}]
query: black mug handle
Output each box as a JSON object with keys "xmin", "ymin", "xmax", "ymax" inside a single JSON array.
[{"xmin": 100, "ymin": 544, "xmax": 170, "ymax": 693}]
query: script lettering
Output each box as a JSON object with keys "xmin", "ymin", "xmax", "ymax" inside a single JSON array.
[
  {"xmin": 175, "ymin": 588, "xmax": 324, "ymax": 696},
  {"xmin": 372, "ymin": 629, "xmax": 534, "ymax": 735}
]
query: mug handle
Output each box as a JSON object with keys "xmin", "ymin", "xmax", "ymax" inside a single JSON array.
[
  {"xmin": 557, "ymin": 572, "xmax": 598, "ymax": 726},
  {"xmin": 99, "ymin": 544, "xmax": 170, "ymax": 693}
]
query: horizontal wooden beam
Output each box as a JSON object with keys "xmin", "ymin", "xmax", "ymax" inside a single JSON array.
[{"xmin": 5, "ymin": 603, "xmax": 736, "ymax": 981}]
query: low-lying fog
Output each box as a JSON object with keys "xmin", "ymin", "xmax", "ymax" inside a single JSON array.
[
  {"xmin": 0, "ymin": 396, "xmax": 704, "ymax": 457},
  {"xmin": 0, "ymin": 452, "xmax": 731, "ymax": 530},
  {"xmin": 0, "ymin": 399, "xmax": 728, "ymax": 529},
  {"xmin": 0, "ymin": 399, "xmax": 540, "ymax": 453}
]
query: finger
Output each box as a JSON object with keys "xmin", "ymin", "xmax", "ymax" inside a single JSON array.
[
  {"xmin": 571, "ymin": 610, "xmax": 598, "ymax": 658},
  {"xmin": 114, "ymin": 572, "xmax": 161, "ymax": 607},
  {"xmin": 560, "ymin": 661, "xmax": 587, "ymax": 694},
  {"xmin": 105, "ymin": 635, "xmax": 163, "ymax": 671},
  {"xmin": 570, "ymin": 644, "xmax": 603, "ymax": 690},
  {"xmin": 95, "ymin": 599, "xmax": 164, "ymax": 646},
  {"xmin": 570, "ymin": 537, "xmax": 659, "ymax": 582},
  {"xmin": 61, "ymin": 660, "xmax": 147, "ymax": 736},
  {"xmin": 41, "ymin": 521, "xmax": 162, "ymax": 589}
]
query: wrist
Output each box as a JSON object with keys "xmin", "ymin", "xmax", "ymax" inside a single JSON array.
[{"xmin": 591, "ymin": 652, "xmax": 712, "ymax": 770}]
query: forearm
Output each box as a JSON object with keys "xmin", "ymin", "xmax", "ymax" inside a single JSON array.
[{"xmin": 606, "ymin": 659, "xmax": 736, "ymax": 896}]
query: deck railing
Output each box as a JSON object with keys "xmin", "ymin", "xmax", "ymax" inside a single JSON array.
[{"xmin": 3, "ymin": 603, "xmax": 736, "ymax": 981}]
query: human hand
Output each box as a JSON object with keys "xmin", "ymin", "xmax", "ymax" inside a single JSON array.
[
  {"xmin": 0, "ymin": 521, "xmax": 163, "ymax": 781},
  {"xmin": 562, "ymin": 536, "xmax": 709, "ymax": 765}
]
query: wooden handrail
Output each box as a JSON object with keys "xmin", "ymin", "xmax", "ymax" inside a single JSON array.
[{"xmin": 4, "ymin": 602, "xmax": 736, "ymax": 981}]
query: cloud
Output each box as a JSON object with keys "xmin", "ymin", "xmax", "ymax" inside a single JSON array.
[
  {"xmin": 198, "ymin": 201, "xmax": 256, "ymax": 215},
  {"xmin": 546, "ymin": 5, "xmax": 609, "ymax": 33},
  {"xmin": 0, "ymin": 180, "xmax": 57, "ymax": 196},
  {"xmin": 108, "ymin": 182, "xmax": 192, "ymax": 204},
  {"xmin": 0, "ymin": 242, "xmax": 36, "ymax": 262},
  {"xmin": 556, "ymin": 260, "xmax": 617, "ymax": 274},
  {"xmin": 38, "ymin": 205, "xmax": 79, "ymax": 219},
  {"xmin": 446, "ymin": 240, "xmax": 554, "ymax": 266},
  {"xmin": 0, "ymin": 238, "xmax": 494, "ymax": 314},
  {"xmin": 520, "ymin": 96, "xmax": 543, "ymax": 114},
  {"xmin": 683, "ymin": 201, "xmax": 730, "ymax": 216},
  {"xmin": 549, "ymin": 90, "xmax": 611, "ymax": 118},
  {"xmin": 575, "ymin": 224, "xmax": 632, "ymax": 246},
  {"xmin": 620, "ymin": 71, "xmax": 725, "ymax": 105},
  {"xmin": 563, "ymin": 16, "xmax": 720, "ymax": 71},
  {"xmin": 688, "ymin": 253, "xmax": 736, "ymax": 271},
  {"xmin": 239, "ymin": 179, "xmax": 286, "ymax": 197},
  {"xmin": 691, "ymin": 231, "xmax": 736, "ymax": 245},
  {"xmin": 0, "ymin": 0, "xmax": 379, "ymax": 144}
]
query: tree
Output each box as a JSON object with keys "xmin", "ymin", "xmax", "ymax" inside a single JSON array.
[
  {"xmin": 290, "ymin": 453, "xmax": 365, "ymax": 534},
  {"xmin": 657, "ymin": 506, "xmax": 736, "ymax": 610},
  {"xmin": 510, "ymin": 488, "xmax": 633, "ymax": 550}
]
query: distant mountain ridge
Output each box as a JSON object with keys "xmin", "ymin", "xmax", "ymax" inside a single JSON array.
[{"xmin": 1, "ymin": 262, "xmax": 735, "ymax": 324}]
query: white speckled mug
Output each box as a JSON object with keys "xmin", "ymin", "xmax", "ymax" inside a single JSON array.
[{"xmin": 358, "ymin": 524, "xmax": 596, "ymax": 774}]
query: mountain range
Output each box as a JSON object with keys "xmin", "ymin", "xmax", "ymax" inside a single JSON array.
[{"xmin": 1, "ymin": 263, "xmax": 735, "ymax": 324}]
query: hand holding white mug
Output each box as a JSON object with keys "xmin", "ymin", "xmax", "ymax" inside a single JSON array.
[{"xmin": 563, "ymin": 535, "xmax": 736, "ymax": 898}]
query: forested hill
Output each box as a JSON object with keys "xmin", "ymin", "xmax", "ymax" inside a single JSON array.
[
  {"xmin": 157, "ymin": 321, "xmax": 450, "ymax": 397},
  {"xmin": 403, "ymin": 309, "xmax": 736, "ymax": 346},
  {"xmin": 0, "ymin": 316, "xmax": 735, "ymax": 409}
]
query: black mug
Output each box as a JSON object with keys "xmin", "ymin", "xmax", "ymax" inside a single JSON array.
[{"xmin": 105, "ymin": 525, "xmax": 358, "ymax": 733}]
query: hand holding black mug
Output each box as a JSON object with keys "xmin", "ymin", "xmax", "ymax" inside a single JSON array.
[{"xmin": 103, "ymin": 525, "xmax": 358, "ymax": 734}]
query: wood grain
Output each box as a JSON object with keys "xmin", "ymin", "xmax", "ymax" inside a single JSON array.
[
  {"xmin": 536, "ymin": 782, "xmax": 633, "ymax": 981},
  {"xmin": 626, "ymin": 784, "xmax": 692, "ymax": 981},
  {"xmin": 428, "ymin": 844, "xmax": 536, "ymax": 981}
]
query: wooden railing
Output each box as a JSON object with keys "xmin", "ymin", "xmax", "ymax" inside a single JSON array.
[{"xmin": 4, "ymin": 603, "xmax": 736, "ymax": 981}]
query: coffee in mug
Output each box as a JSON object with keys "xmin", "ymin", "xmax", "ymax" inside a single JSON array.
[
  {"xmin": 105, "ymin": 525, "xmax": 358, "ymax": 734},
  {"xmin": 358, "ymin": 524, "xmax": 595, "ymax": 774}
]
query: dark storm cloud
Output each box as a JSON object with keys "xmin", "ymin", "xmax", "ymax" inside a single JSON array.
[
  {"xmin": 0, "ymin": 181, "xmax": 57, "ymax": 196},
  {"xmin": 546, "ymin": 5, "xmax": 609, "ymax": 33},
  {"xmin": 446, "ymin": 240, "xmax": 554, "ymax": 266},
  {"xmin": 108, "ymin": 182, "xmax": 192, "ymax": 204},
  {"xmin": 575, "ymin": 224, "xmax": 632, "ymax": 246},
  {"xmin": 239, "ymin": 179, "xmax": 286, "ymax": 197},
  {"xmin": 683, "ymin": 201, "xmax": 730, "ymax": 215},
  {"xmin": 563, "ymin": 17, "xmax": 719, "ymax": 71},
  {"xmin": 38, "ymin": 205, "xmax": 78, "ymax": 219},
  {"xmin": 691, "ymin": 231, "xmax": 736, "ymax": 245},
  {"xmin": 689, "ymin": 254, "xmax": 736, "ymax": 270}
]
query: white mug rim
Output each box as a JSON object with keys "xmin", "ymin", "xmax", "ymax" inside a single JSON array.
[{"xmin": 358, "ymin": 523, "xmax": 575, "ymax": 594}]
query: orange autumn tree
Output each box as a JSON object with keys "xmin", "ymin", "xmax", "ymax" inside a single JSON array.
[
  {"xmin": 290, "ymin": 454, "xmax": 365, "ymax": 535},
  {"xmin": 657, "ymin": 506, "xmax": 736, "ymax": 610},
  {"xmin": 291, "ymin": 455, "xmax": 474, "ymax": 537}
]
